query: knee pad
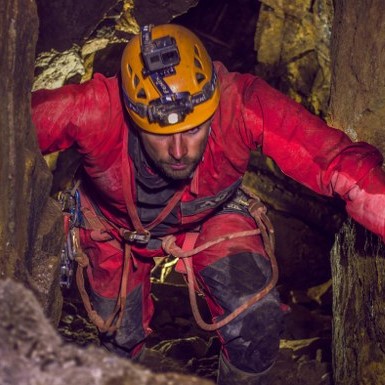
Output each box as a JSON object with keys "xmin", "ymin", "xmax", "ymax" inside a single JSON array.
[
  {"xmin": 199, "ymin": 252, "xmax": 283, "ymax": 373},
  {"xmin": 220, "ymin": 293, "xmax": 283, "ymax": 372},
  {"xmin": 91, "ymin": 286, "xmax": 147, "ymax": 358}
]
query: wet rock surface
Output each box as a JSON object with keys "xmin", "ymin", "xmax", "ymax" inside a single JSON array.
[{"xmin": 0, "ymin": 278, "xmax": 215, "ymax": 385}]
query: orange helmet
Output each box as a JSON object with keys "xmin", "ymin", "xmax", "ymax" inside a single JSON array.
[{"xmin": 121, "ymin": 24, "xmax": 220, "ymax": 134}]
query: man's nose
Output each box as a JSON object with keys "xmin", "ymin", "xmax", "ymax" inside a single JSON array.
[{"xmin": 169, "ymin": 133, "xmax": 187, "ymax": 160}]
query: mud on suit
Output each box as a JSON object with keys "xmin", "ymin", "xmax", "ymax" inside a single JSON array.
[{"xmin": 32, "ymin": 61, "xmax": 385, "ymax": 373}]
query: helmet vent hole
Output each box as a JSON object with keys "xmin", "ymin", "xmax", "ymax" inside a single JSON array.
[
  {"xmin": 128, "ymin": 65, "xmax": 133, "ymax": 76},
  {"xmin": 137, "ymin": 88, "xmax": 147, "ymax": 99},
  {"xmin": 133, "ymin": 74, "xmax": 140, "ymax": 88},
  {"xmin": 194, "ymin": 57, "xmax": 203, "ymax": 70},
  {"xmin": 194, "ymin": 45, "xmax": 200, "ymax": 57},
  {"xmin": 196, "ymin": 72, "xmax": 206, "ymax": 84}
]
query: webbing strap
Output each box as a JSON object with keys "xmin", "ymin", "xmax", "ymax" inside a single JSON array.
[
  {"xmin": 75, "ymin": 167, "xmax": 186, "ymax": 333},
  {"xmin": 121, "ymin": 134, "xmax": 186, "ymax": 235},
  {"xmin": 175, "ymin": 232, "xmax": 200, "ymax": 275},
  {"xmin": 74, "ymin": 192, "xmax": 132, "ymax": 333}
]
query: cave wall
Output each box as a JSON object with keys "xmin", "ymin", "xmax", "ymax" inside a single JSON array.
[
  {"xmin": 329, "ymin": 0, "xmax": 385, "ymax": 154},
  {"xmin": 254, "ymin": 0, "xmax": 333, "ymax": 116},
  {"xmin": 4, "ymin": 0, "xmax": 385, "ymax": 383},
  {"xmin": 329, "ymin": 1, "xmax": 385, "ymax": 384},
  {"xmin": 0, "ymin": 0, "xmax": 63, "ymax": 322}
]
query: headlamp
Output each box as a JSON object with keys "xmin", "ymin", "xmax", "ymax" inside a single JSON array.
[
  {"xmin": 123, "ymin": 69, "xmax": 217, "ymax": 127},
  {"xmin": 148, "ymin": 92, "xmax": 193, "ymax": 125}
]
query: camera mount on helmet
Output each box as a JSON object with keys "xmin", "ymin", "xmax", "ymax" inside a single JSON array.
[{"xmin": 141, "ymin": 24, "xmax": 180, "ymax": 76}]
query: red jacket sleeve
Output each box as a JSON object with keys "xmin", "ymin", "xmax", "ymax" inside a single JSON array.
[
  {"xmin": 216, "ymin": 62, "xmax": 385, "ymax": 241},
  {"xmin": 31, "ymin": 74, "xmax": 122, "ymax": 156},
  {"xmin": 257, "ymin": 80, "xmax": 385, "ymax": 241}
]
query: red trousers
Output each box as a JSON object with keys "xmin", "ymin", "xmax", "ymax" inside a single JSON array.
[{"xmin": 79, "ymin": 193, "xmax": 283, "ymax": 372}]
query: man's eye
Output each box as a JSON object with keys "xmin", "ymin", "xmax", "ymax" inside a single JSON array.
[{"xmin": 186, "ymin": 127, "xmax": 200, "ymax": 135}]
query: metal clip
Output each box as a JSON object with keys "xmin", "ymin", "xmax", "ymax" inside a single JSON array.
[
  {"xmin": 121, "ymin": 229, "xmax": 151, "ymax": 244},
  {"xmin": 58, "ymin": 186, "xmax": 82, "ymax": 289},
  {"xmin": 60, "ymin": 245, "xmax": 73, "ymax": 289}
]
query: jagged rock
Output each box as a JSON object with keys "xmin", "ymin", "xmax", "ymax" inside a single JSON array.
[
  {"xmin": 0, "ymin": 0, "xmax": 64, "ymax": 324},
  {"xmin": 133, "ymin": 0, "xmax": 199, "ymax": 25},
  {"xmin": 254, "ymin": 0, "xmax": 333, "ymax": 116},
  {"xmin": 329, "ymin": 0, "xmax": 385, "ymax": 154},
  {"xmin": 328, "ymin": 2, "xmax": 385, "ymax": 384},
  {"xmin": 0, "ymin": 278, "xmax": 215, "ymax": 385}
]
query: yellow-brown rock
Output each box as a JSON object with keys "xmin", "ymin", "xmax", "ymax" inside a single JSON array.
[{"xmin": 254, "ymin": 0, "xmax": 333, "ymax": 116}]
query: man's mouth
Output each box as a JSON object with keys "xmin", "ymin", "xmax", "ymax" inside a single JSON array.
[{"xmin": 169, "ymin": 162, "xmax": 188, "ymax": 170}]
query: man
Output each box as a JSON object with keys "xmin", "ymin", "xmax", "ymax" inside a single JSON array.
[{"xmin": 32, "ymin": 24, "xmax": 385, "ymax": 384}]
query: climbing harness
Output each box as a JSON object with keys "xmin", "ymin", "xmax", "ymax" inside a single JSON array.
[{"xmin": 73, "ymin": 182, "xmax": 278, "ymax": 334}]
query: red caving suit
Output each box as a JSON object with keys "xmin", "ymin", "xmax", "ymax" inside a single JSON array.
[{"xmin": 32, "ymin": 61, "xmax": 385, "ymax": 371}]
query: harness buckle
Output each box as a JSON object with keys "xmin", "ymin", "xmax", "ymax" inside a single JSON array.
[{"xmin": 121, "ymin": 229, "xmax": 151, "ymax": 244}]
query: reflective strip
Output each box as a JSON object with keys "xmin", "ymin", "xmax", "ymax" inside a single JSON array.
[
  {"xmin": 123, "ymin": 91, "xmax": 147, "ymax": 117},
  {"xmin": 191, "ymin": 69, "xmax": 218, "ymax": 106}
]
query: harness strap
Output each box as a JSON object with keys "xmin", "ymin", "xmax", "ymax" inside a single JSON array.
[
  {"xmin": 174, "ymin": 232, "xmax": 200, "ymax": 275},
  {"xmin": 74, "ymin": 229, "xmax": 132, "ymax": 333},
  {"xmin": 174, "ymin": 232, "xmax": 205, "ymax": 295},
  {"xmin": 121, "ymin": 132, "xmax": 187, "ymax": 235},
  {"xmin": 146, "ymin": 188, "xmax": 186, "ymax": 231},
  {"xmin": 75, "ymin": 184, "xmax": 186, "ymax": 333},
  {"xmin": 73, "ymin": 191, "xmax": 133, "ymax": 333},
  {"xmin": 73, "ymin": 228, "xmax": 108, "ymax": 332}
]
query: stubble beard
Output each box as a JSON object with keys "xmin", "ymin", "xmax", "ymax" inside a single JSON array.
[{"xmin": 156, "ymin": 157, "xmax": 200, "ymax": 180}]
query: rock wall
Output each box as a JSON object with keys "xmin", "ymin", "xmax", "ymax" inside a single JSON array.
[
  {"xmin": 329, "ymin": 0, "xmax": 385, "ymax": 154},
  {"xmin": 328, "ymin": 1, "xmax": 385, "ymax": 384},
  {"xmin": 0, "ymin": 0, "xmax": 63, "ymax": 322},
  {"xmin": 254, "ymin": 0, "xmax": 333, "ymax": 116},
  {"xmin": 331, "ymin": 221, "xmax": 385, "ymax": 385},
  {"xmin": 0, "ymin": 279, "xmax": 214, "ymax": 385}
]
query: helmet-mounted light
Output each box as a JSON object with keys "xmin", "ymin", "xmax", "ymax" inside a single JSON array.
[{"xmin": 123, "ymin": 70, "xmax": 217, "ymax": 126}]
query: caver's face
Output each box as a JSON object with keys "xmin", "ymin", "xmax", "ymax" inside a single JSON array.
[{"xmin": 139, "ymin": 119, "xmax": 211, "ymax": 180}]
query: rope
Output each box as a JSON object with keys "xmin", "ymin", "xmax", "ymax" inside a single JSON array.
[{"xmin": 161, "ymin": 196, "xmax": 278, "ymax": 331}]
